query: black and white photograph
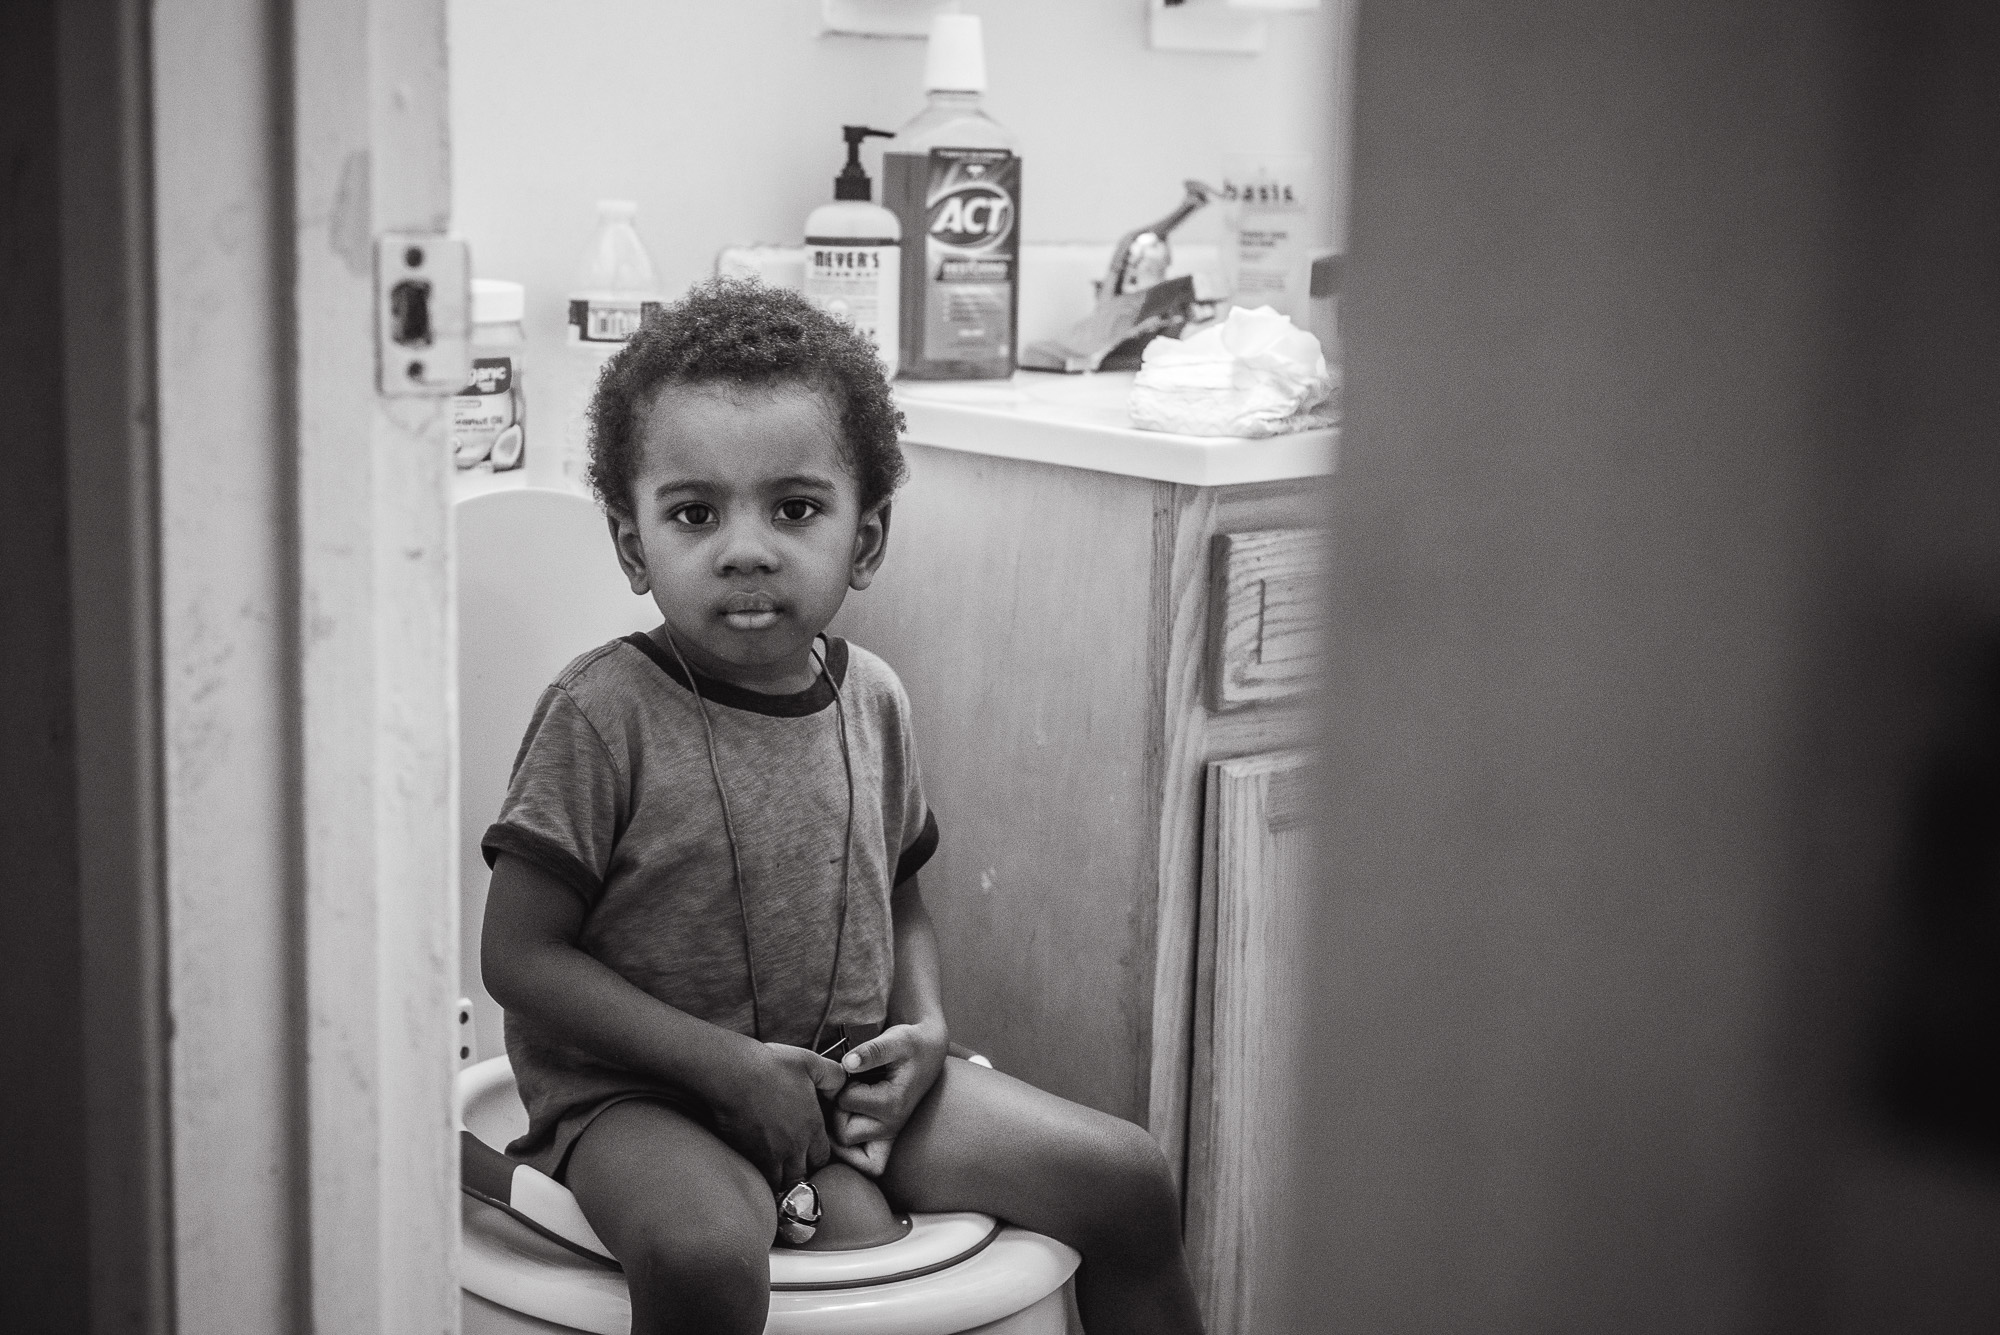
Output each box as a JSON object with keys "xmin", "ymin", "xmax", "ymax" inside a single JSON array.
[{"xmin": 5, "ymin": 2, "xmax": 1996, "ymax": 1332}]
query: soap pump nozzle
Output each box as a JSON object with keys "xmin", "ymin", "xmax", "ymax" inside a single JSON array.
[{"xmin": 836, "ymin": 125, "xmax": 895, "ymax": 202}]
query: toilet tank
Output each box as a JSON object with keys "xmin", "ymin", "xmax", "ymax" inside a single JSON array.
[{"xmin": 455, "ymin": 485, "xmax": 657, "ymax": 1060}]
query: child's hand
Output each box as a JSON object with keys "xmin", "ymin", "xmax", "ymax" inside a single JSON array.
[
  {"xmin": 834, "ymin": 1020, "xmax": 947, "ymax": 1144},
  {"xmin": 709, "ymin": 1042, "xmax": 847, "ymax": 1190},
  {"xmin": 829, "ymin": 1129, "xmax": 894, "ymax": 1178}
]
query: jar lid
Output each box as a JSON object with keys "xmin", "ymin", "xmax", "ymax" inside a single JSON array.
[{"xmin": 471, "ymin": 278, "xmax": 525, "ymax": 325}]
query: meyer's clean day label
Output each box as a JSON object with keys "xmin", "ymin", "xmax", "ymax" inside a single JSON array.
[
  {"xmin": 566, "ymin": 298, "xmax": 663, "ymax": 343},
  {"xmin": 803, "ymin": 242, "xmax": 900, "ymax": 363},
  {"xmin": 888, "ymin": 148, "xmax": 1019, "ymax": 377}
]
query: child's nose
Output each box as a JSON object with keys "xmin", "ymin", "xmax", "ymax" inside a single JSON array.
[{"xmin": 713, "ymin": 516, "xmax": 780, "ymax": 576}]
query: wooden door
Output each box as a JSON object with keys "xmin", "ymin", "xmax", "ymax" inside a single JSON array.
[
  {"xmin": 149, "ymin": 0, "xmax": 461, "ymax": 1328},
  {"xmin": 1185, "ymin": 750, "xmax": 1316, "ymax": 1335}
]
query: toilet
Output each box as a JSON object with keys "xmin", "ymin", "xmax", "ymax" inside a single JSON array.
[{"xmin": 453, "ymin": 483, "xmax": 1080, "ymax": 1334}]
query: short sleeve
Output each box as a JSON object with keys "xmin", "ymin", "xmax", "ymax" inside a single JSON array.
[
  {"xmin": 895, "ymin": 808, "xmax": 939, "ymax": 885},
  {"xmin": 481, "ymin": 684, "xmax": 624, "ymax": 907},
  {"xmin": 889, "ymin": 676, "xmax": 939, "ymax": 886}
]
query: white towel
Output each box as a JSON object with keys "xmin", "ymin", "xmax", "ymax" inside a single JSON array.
[{"xmin": 1129, "ymin": 305, "xmax": 1338, "ymax": 438}]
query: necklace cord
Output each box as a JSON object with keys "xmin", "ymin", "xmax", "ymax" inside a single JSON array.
[
  {"xmin": 654, "ymin": 629, "xmax": 855, "ymax": 1053},
  {"xmin": 808, "ymin": 640, "xmax": 856, "ymax": 1054},
  {"xmin": 658, "ymin": 626, "xmax": 763, "ymax": 1041}
]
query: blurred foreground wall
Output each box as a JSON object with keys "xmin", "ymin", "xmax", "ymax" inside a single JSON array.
[
  {"xmin": 1291, "ymin": 1, "xmax": 2000, "ymax": 1330},
  {"xmin": 0, "ymin": 0, "xmax": 90, "ymax": 1319}
]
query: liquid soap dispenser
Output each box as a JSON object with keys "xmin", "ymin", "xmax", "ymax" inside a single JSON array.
[{"xmin": 804, "ymin": 126, "xmax": 901, "ymax": 370}]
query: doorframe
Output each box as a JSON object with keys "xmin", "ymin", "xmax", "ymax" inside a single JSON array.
[
  {"xmin": 291, "ymin": 0, "xmax": 462, "ymax": 1329},
  {"xmin": 59, "ymin": 0, "xmax": 173, "ymax": 1329},
  {"xmin": 68, "ymin": 0, "xmax": 463, "ymax": 1329}
]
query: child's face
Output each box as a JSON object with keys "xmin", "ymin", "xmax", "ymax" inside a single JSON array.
[{"xmin": 608, "ymin": 382, "xmax": 888, "ymax": 693}]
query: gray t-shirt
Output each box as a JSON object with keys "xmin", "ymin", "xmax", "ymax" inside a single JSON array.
[{"xmin": 481, "ymin": 632, "xmax": 937, "ymax": 1172}]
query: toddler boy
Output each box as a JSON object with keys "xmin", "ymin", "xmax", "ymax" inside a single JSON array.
[{"xmin": 480, "ymin": 280, "xmax": 1202, "ymax": 1335}]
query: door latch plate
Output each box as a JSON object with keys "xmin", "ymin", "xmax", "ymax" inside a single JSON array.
[{"xmin": 375, "ymin": 233, "xmax": 470, "ymax": 396}]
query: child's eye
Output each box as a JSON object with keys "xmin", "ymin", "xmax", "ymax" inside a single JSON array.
[
  {"xmin": 669, "ymin": 503, "xmax": 715, "ymax": 528},
  {"xmin": 774, "ymin": 498, "xmax": 821, "ymax": 523}
]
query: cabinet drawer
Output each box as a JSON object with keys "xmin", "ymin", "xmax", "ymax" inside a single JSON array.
[{"xmin": 1207, "ymin": 528, "xmax": 1328, "ymax": 710}]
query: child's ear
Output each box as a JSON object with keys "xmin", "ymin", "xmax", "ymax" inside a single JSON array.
[
  {"xmin": 606, "ymin": 511, "xmax": 651, "ymax": 596},
  {"xmin": 849, "ymin": 501, "xmax": 891, "ymax": 592}
]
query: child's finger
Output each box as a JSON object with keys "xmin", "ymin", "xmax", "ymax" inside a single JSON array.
[
  {"xmin": 831, "ymin": 1138, "xmax": 893, "ymax": 1178},
  {"xmin": 795, "ymin": 1117, "xmax": 831, "ymax": 1184},
  {"xmin": 834, "ymin": 1077, "xmax": 903, "ymax": 1121},
  {"xmin": 840, "ymin": 1025, "xmax": 914, "ymax": 1075},
  {"xmin": 832, "ymin": 1109, "xmax": 892, "ymax": 1144},
  {"xmin": 769, "ymin": 1042, "xmax": 849, "ymax": 1098},
  {"xmin": 800, "ymin": 1050, "xmax": 848, "ymax": 1098}
]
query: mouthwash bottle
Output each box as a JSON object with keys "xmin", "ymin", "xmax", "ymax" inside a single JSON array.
[
  {"xmin": 562, "ymin": 199, "xmax": 660, "ymax": 488},
  {"xmin": 883, "ymin": 15, "xmax": 1021, "ymax": 380}
]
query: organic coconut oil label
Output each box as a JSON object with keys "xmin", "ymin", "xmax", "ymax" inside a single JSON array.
[{"xmin": 452, "ymin": 355, "xmax": 524, "ymax": 471}]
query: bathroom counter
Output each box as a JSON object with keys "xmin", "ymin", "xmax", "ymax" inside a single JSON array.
[{"xmin": 892, "ymin": 372, "xmax": 1337, "ymax": 488}]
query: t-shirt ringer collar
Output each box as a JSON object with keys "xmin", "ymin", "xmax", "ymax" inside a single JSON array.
[{"xmin": 620, "ymin": 629, "xmax": 848, "ymax": 718}]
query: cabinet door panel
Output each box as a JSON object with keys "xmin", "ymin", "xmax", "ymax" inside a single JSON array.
[{"xmin": 1186, "ymin": 750, "xmax": 1315, "ymax": 1335}]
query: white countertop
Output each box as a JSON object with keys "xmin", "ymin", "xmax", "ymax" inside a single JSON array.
[{"xmin": 892, "ymin": 372, "xmax": 1337, "ymax": 488}]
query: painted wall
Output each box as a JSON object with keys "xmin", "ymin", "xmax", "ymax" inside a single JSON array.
[{"xmin": 448, "ymin": 0, "xmax": 1347, "ymax": 464}]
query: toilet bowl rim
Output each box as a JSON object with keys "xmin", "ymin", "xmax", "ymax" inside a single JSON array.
[{"xmin": 463, "ymin": 1200, "xmax": 1081, "ymax": 1335}]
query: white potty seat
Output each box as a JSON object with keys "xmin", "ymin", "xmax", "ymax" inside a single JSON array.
[{"xmin": 458, "ymin": 1056, "xmax": 1080, "ymax": 1335}]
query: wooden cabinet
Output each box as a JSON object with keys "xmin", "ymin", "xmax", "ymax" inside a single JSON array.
[
  {"xmin": 1186, "ymin": 750, "xmax": 1315, "ymax": 1335},
  {"xmin": 829, "ymin": 440, "xmax": 1324, "ymax": 1258},
  {"xmin": 1209, "ymin": 529, "xmax": 1330, "ymax": 711}
]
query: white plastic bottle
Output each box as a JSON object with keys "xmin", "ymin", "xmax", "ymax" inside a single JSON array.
[
  {"xmin": 1220, "ymin": 152, "xmax": 1312, "ymax": 321},
  {"xmin": 452, "ymin": 278, "xmax": 527, "ymax": 473},
  {"xmin": 562, "ymin": 200, "xmax": 660, "ymax": 487},
  {"xmin": 882, "ymin": 14, "xmax": 1021, "ymax": 380},
  {"xmin": 804, "ymin": 125, "xmax": 901, "ymax": 371}
]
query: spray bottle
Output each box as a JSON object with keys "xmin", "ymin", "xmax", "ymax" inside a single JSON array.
[{"xmin": 804, "ymin": 126, "xmax": 901, "ymax": 371}]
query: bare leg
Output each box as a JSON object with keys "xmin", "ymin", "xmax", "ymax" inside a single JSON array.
[
  {"xmin": 564, "ymin": 1099, "xmax": 777, "ymax": 1335},
  {"xmin": 880, "ymin": 1058, "xmax": 1203, "ymax": 1335}
]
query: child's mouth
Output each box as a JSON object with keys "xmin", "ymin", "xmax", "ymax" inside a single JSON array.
[{"xmin": 720, "ymin": 595, "xmax": 780, "ymax": 632}]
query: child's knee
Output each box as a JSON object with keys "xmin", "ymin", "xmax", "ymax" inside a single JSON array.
[
  {"xmin": 621, "ymin": 1214, "xmax": 771, "ymax": 1332},
  {"xmin": 1063, "ymin": 1119, "xmax": 1181, "ymax": 1259},
  {"xmin": 1096, "ymin": 1119, "xmax": 1178, "ymax": 1214}
]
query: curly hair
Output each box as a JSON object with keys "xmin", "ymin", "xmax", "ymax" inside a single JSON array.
[{"xmin": 585, "ymin": 278, "xmax": 908, "ymax": 520}]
